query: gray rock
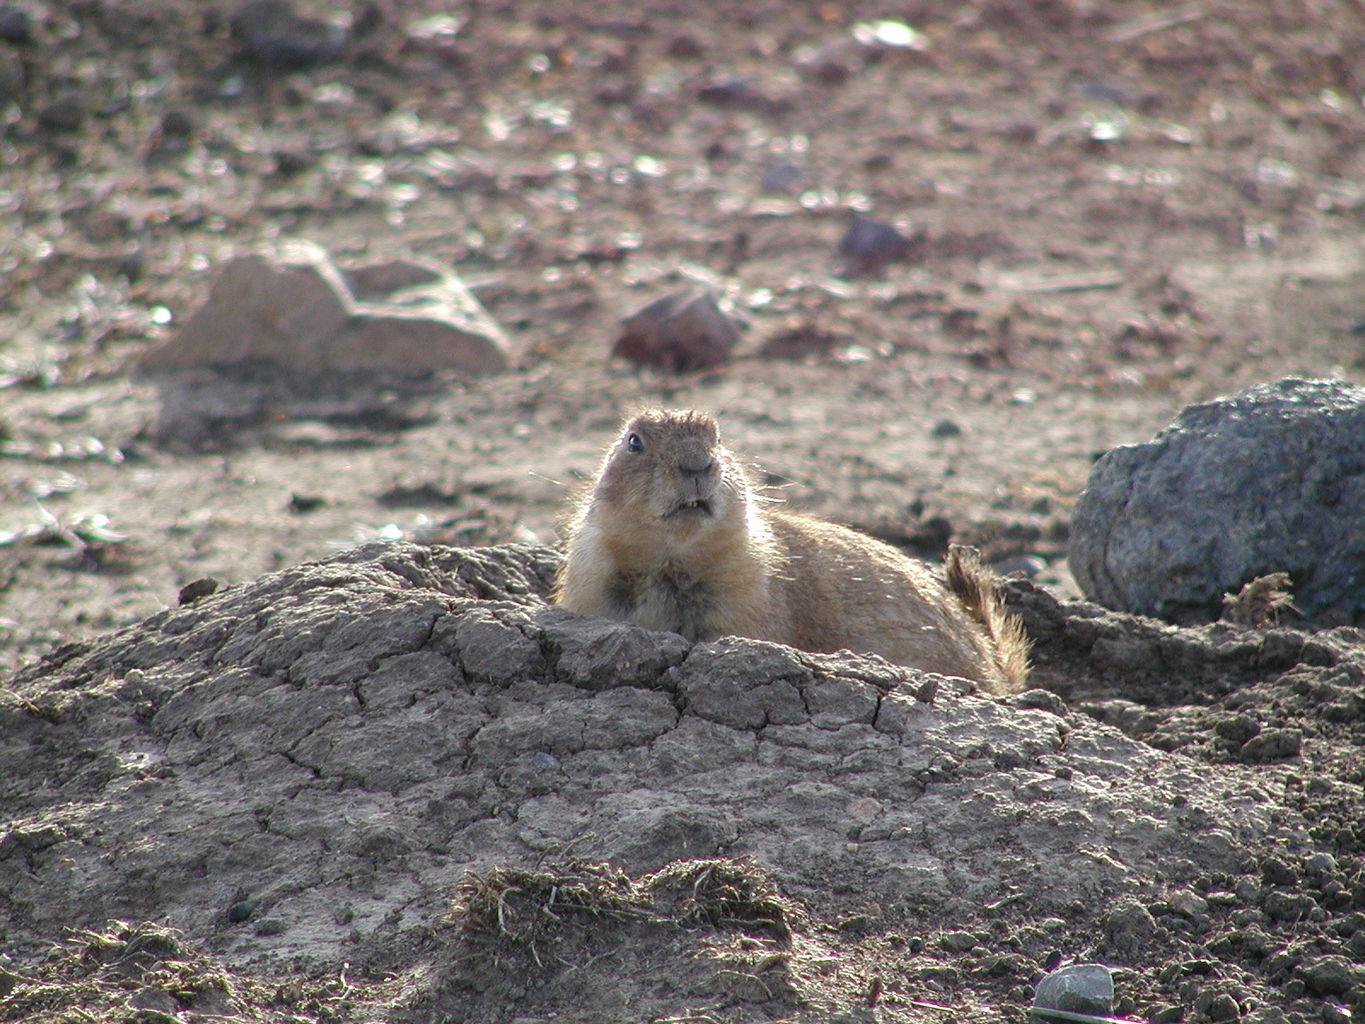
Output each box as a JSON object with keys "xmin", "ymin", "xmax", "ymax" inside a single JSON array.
[
  {"xmin": 1068, "ymin": 378, "xmax": 1365, "ymax": 626},
  {"xmin": 1099, "ymin": 899, "xmax": 1159, "ymax": 963},
  {"xmin": 128, "ymin": 986, "xmax": 179, "ymax": 1013},
  {"xmin": 140, "ymin": 241, "xmax": 512, "ymax": 377},
  {"xmin": 612, "ymin": 287, "xmax": 740, "ymax": 373},
  {"xmin": 1032, "ymin": 962, "xmax": 1114, "ymax": 1018},
  {"xmin": 760, "ymin": 161, "xmax": 805, "ymax": 193},
  {"xmin": 232, "ymin": 0, "xmax": 347, "ymax": 68},
  {"xmin": 837, "ymin": 214, "xmax": 919, "ymax": 276},
  {"xmin": 1295, "ymin": 954, "xmax": 1360, "ymax": 996},
  {"xmin": 0, "ymin": 4, "xmax": 33, "ymax": 44},
  {"xmin": 930, "ymin": 417, "xmax": 963, "ymax": 438},
  {"xmin": 1239, "ymin": 727, "xmax": 1301, "ymax": 763},
  {"xmin": 37, "ymin": 91, "xmax": 86, "ymax": 133},
  {"xmin": 939, "ymin": 930, "xmax": 977, "ymax": 952}
]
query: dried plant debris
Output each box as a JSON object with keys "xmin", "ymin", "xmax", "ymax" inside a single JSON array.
[
  {"xmin": 0, "ymin": 920, "xmax": 364, "ymax": 1024},
  {"xmin": 448, "ymin": 858, "xmax": 796, "ymax": 958},
  {"xmin": 450, "ymin": 860, "xmax": 648, "ymax": 958},
  {"xmin": 649, "ymin": 858, "xmax": 798, "ymax": 941},
  {"xmin": 440, "ymin": 858, "xmax": 806, "ymax": 1017},
  {"xmin": 1221, "ymin": 572, "xmax": 1297, "ymax": 628}
]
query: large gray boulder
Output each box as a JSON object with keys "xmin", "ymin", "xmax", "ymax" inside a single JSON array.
[
  {"xmin": 140, "ymin": 241, "xmax": 512, "ymax": 377},
  {"xmin": 1068, "ymin": 377, "xmax": 1365, "ymax": 625}
]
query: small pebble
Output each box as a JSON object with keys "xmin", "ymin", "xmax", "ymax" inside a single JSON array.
[
  {"xmin": 1260, "ymin": 855, "xmax": 1299, "ymax": 885},
  {"xmin": 665, "ymin": 32, "xmax": 704, "ymax": 58},
  {"xmin": 1304, "ymin": 852, "xmax": 1339, "ymax": 876},
  {"xmin": 37, "ymin": 92, "xmax": 86, "ymax": 133},
  {"xmin": 1204, "ymin": 992, "xmax": 1240, "ymax": 1022},
  {"xmin": 287, "ymin": 493, "xmax": 326, "ymax": 513},
  {"xmin": 160, "ymin": 110, "xmax": 194, "ymax": 138},
  {"xmin": 760, "ymin": 161, "xmax": 805, "ymax": 193},
  {"xmin": 1213, "ymin": 713, "xmax": 1260, "ymax": 744},
  {"xmin": 1240, "ymin": 727, "xmax": 1301, "ymax": 763},
  {"xmin": 178, "ymin": 578, "xmax": 220, "ymax": 605},
  {"xmin": 930, "ymin": 418, "xmax": 962, "ymax": 438},
  {"xmin": 613, "ymin": 286, "xmax": 740, "ymax": 373},
  {"xmin": 1169, "ymin": 890, "xmax": 1209, "ymax": 918},
  {"xmin": 233, "ymin": 0, "xmax": 347, "ymax": 68},
  {"xmin": 940, "ymin": 930, "xmax": 976, "ymax": 952},
  {"xmin": 0, "ymin": 4, "xmax": 33, "ymax": 43},
  {"xmin": 838, "ymin": 214, "xmax": 917, "ymax": 275},
  {"xmin": 696, "ymin": 74, "xmax": 756, "ymax": 105}
]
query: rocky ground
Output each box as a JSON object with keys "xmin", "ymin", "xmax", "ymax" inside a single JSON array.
[{"xmin": 2, "ymin": 0, "xmax": 1365, "ymax": 1022}]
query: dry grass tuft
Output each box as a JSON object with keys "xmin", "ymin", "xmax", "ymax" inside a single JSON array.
[
  {"xmin": 647, "ymin": 858, "xmax": 797, "ymax": 941},
  {"xmin": 1221, "ymin": 572, "xmax": 1297, "ymax": 627},
  {"xmin": 0, "ymin": 920, "xmax": 360, "ymax": 1024}
]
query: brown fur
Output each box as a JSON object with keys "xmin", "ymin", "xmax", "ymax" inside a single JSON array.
[{"xmin": 554, "ymin": 409, "xmax": 1029, "ymax": 694}]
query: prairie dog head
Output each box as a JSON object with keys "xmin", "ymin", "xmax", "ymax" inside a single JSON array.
[{"xmin": 588, "ymin": 409, "xmax": 749, "ymax": 539}]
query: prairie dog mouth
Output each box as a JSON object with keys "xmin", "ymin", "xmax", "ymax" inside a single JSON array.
[{"xmin": 668, "ymin": 498, "xmax": 713, "ymax": 518}]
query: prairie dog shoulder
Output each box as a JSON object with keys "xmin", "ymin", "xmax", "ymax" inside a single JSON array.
[{"xmin": 554, "ymin": 409, "xmax": 1028, "ymax": 694}]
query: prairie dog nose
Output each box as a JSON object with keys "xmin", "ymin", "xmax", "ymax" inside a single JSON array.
[{"xmin": 677, "ymin": 444, "xmax": 716, "ymax": 479}]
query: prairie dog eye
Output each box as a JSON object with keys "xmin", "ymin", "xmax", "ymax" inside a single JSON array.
[{"xmin": 626, "ymin": 433, "xmax": 644, "ymax": 453}]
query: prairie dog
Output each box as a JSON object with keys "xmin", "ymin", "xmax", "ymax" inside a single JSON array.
[{"xmin": 554, "ymin": 409, "xmax": 1029, "ymax": 694}]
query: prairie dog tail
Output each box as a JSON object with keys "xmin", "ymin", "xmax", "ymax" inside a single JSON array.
[{"xmin": 945, "ymin": 544, "xmax": 1031, "ymax": 694}]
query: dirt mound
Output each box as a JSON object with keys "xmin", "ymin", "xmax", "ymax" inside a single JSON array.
[{"xmin": 4, "ymin": 543, "xmax": 1362, "ymax": 1022}]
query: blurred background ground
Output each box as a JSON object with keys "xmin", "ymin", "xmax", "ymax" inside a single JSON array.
[{"xmin": 2, "ymin": 0, "xmax": 1363, "ymax": 671}]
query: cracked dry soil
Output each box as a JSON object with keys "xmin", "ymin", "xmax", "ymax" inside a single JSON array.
[{"xmin": 3, "ymin": 544, "xmax": 1364, "ymax": 1023}]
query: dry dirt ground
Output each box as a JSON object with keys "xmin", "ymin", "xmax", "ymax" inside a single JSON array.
[{"xmin": 2, "ymin": 1, "xmax": 1365, "ymax": 1022}]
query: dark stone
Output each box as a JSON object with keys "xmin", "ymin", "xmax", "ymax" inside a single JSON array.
[
  {"xmin": 0, "ymin": 4, "xmax": 33, "ymax": 44},
  {"xmin": 37, "ymin": 92, "xmax": 86, "ymax": 133},
  {"xmin": 612, "ymin": 287, "xmax": 740, "ymax": 373},
  {"xmin": 1212, "ymin": 713, "xmax": 1260, "ymax": 744},
  {"xmin": 1069, "ymin": 378, "xmax": 1365, "ymax": 626},
  {"xmin": 1263, "ymin": 890, "xmax": 1317, "ymax": 922},
  {"xmin": 1260, "ymin": 856, "xmax": 1299, "ymax": 886},
  {"xmin": 1100, "ymin": 899, "xmax": 1159, "ymax": 962},
  {"xmin": 159, "ymin": 110, "xmax": 193, "ymax": 137},
  {"xmin": 940, "ymin": 930, "xmax": 977, "ymax": 952},
  {"xmin": 930, "ymin": 418, "xmax": 963, "ymax": 438},
  {"xmin": 760, "ymin": 161, "xmax": 805, "ymax": 193},
  {"xmin": 1296, "ymin": 954, "xmax": 1359, "ymax": 996},
  {"xmin": 1203, "ymin": 992, "xmax": 1240, "ymax": 1021},
  {"xmin": 227, "ymin": 900, "xmax": 255, "ymax": 922},
  {"xmin": 232, "ymin": 0, "xmax": 347, "ymax": 69},
  {"xmin": 177, "ymin": 578, "xmax": 220, "ymax": 605},
  {"xmin": 1239, "ymin": 728, "xmax": 1301, "ymax": 764},
  {"xmin": 837, "ymin": 214, "xmax": 919, "ymax": 276},
  {"xmin": 757, "ymin": 324, "xmax": 840, "ymax": 361}
]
